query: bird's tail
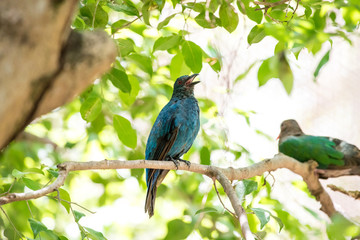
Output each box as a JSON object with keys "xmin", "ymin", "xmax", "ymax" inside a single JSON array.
[{"xmin": 145, "ymin": 183, "xmax": 157, "ymax": 218}]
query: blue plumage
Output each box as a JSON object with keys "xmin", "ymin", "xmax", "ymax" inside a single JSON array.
[{"xmin": 145, "ymin": 74, "xmax": 200, "ymax": 218}]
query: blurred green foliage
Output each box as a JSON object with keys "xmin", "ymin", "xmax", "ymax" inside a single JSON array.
[{"xmin": 1, "ymin": 0, "xmax": 360, "ymax": 239}]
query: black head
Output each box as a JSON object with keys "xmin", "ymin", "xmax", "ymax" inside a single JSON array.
[{"xmin": 172, "ymin": 74, "xmax": 200, "ymax": 97}]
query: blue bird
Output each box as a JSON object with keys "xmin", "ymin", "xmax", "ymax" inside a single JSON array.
[{"xmin": 145, "ymin": 74, "xmax": 200, "ymax": 218}]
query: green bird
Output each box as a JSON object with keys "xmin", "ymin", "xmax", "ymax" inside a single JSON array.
[{"xmin": 278, "ymin": 119, "xmax": 360, "ymax": 177}]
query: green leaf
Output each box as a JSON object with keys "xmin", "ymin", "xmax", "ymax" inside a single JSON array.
[
  {"xmin": 327, "ymin": 213, "xmax": 360, "ymax": 240},
  {"xmin": 314, "ymin": 50, "xmax": 330, "ymax": 79},
  {"xmin": 164, "ymin": 219, "xmax": 193, "ymax": 240},
  {"xmin": 257, "ymin": 56, "xmax": 279, "ymax": 86},
  {"xmin": 195, "ymin": 12, "xmax": 220, "ymax": 28},
  {"xmin": 23, "ymin": 177, "xmax": 41, "ymax": 190},
  {"xmin": 142, "ymin": 1, "xmax": 151, "ymax": 25},
  {"xmin": 200, "ymin": 147, "xmax": 211, "ymax": 165},
  {"xmin": 29, "ymin": 218, "xmax": 48, "ymax": 238},
  {"xmin": 107, "ymin": 1, "xmax": 139, "ymax": 16},
  {"xmin": 26, "ymin": 168, "xmax": 44, "ymax": 175},
  {"xmin": 235, "ymin": 179, "xmax": 258, "ymax": 200},
  {"xmin": 271, "ymin": 214, "xmax": 284, "ymax": 232},
  {"xmin": 117, "ymin": 38, "xmax": 134, "ymax": 57},
  {"xmin": 12, "ymin": 168, "xmax": 43, "ymax": 178},
  {"xmin": 84, "ymin": 227, "xmax": 107, "ymax": 240},
  {"xmin": 111, "ymin": 20, "xmax": 130, "ymax": 34},
  {"xmin": 235, "ymin": 62, "xmax": 257, "ymax": 82},
  {"xmin": 74, "ymin": 210, "xmax": 86, "ymax": 222},
  {"xmin": 126, "ymin": 54, "xmax": 153, "ymax": 76},
  {"xmin": 170, "ymin": 53, "xmax": 191, "ymax": 80},
  {"xmin": 246, "ymin": 6, "xmax": 263, "ymax": 24},
  {"xmin": 59, "ymin": 188, "xmax": 71, "ymax": 213},
  {"xmin": 108, "ymin": 68, "xmax": 131, "ymax": 93},
  {"xmin": 47, "ymin": 169, "xmax": 59, "ymax": 178},
  {"xmin": 279, "ymin": 53, "xmax": 293, "ymax": 94},
  {"xmin": 248, "ymin": 24, "xmax": 266, "ymax": 45},
  {"xmin": 195, "ymin": 207, "xmax": 218, "ymax": 215},
  {"xmin": 12, "ymin": 169, "xmax": 25, "ymax": 178},
  {"xmin": 119, "ymin": 75, "xmax": 140, "ymax": 106},
  {"xmin": 153, "ymin": 35, "xmax": 182, "ymax": 52},
  {"xmin": 113, "ymin": 115, "xmax": 137, "ymax": 149},
  {"xmin": 80, "ymin": 4, "xmax": 108, "ymax": 28},
  {"xmin": 181, "ymin": 41, "xmax": 203, "ymax": 73},
  {"xmin": 219, "ymin": 3, "xmax": 239, "ymax": 33},
  {"xmin": 80, "ymin": 96, "xmax": 102, "ymax": 122},
  {"xmin": 251, "ymin": 208, "xmax": 271, "ymax": 229},
  {"xmin": 157, "ymin": 14, "xmax": 177, "ymax": 30}
]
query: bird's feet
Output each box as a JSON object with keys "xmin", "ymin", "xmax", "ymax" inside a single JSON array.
[{"xmin": 167, "ymin": 157, "xmax": 191, "ymax": 169}]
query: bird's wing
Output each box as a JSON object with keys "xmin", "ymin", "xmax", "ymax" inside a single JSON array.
[
  {"xmin": 146, "ymin": 115, "xmax": 180, "ymax": 188},
  {"xmin": 280, "ymin": 136, "xmax": 344, "ymax": 168}
]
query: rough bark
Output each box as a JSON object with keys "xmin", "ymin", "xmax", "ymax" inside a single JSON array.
[{"xmin": 0, "ymin": 0, "xmax": 117, "ymax": 150}]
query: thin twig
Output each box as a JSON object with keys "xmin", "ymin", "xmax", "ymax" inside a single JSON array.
[
  {"xmin": 0, "ymin": 178, "xmax": 16, "ymax": 196},
  {"xmin": 112, "ymin": 14, "xmax": 143, "ymax": 34},
  {"xmin": 213, "ymin": 180, "xmax": 237, "ymax": 217},
  {"xmin": 0, "ymin": 206, "xmax": 24, "ymax": 239},
  {"xmin": 327, "ymin": 184, "xmax": 360, "ymax": 200},
  {"xmin": 289, "ymin": 0, "xmax": 300, "ymax": 21},
  {"xmin": 48, "ymin": 195, "xmax": 96, "ymax": 214},
  {"xmin": 92, "ymin": 0, "xmax": 101, "ymax": 29},
  {"xmin": 210, "ymin": 167, "xmax": 255, "ymax": 240}
]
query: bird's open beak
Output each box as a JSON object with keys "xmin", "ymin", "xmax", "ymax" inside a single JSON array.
[
  {"xmin": 276, "ymin": 134, "xmax": 280, "ymax": 140},
  {"xmin": 186, "ymin": 73, "xmax": 200, "ymax": 86}
]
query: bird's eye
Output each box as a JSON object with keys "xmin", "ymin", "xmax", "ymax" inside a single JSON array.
[{"xmin": 178, "ymin": 80, "xmax": 182, "ymax": 84}]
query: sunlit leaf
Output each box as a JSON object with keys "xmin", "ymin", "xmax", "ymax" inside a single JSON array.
[
  {"xmin": 219, "ymin": 3, "xmax": 239, "ymax": 33},
  {"xmin": 235, "ymin": 179, "xmax": 258, "ymax": 200},
  {"xmin": 153, "ymin": 35, "xmax": 182, "ymax": 52},
  {"xmin": 235, "ymin": 62, "xmax": 257, "ymax": 82},
  {"xmin": 195, "ymin": 12, "xmax": 220, "ymax": 28},
  {"xmin": 257, "ymin": 56, "xmax": 279, "ymax": 86},
  {"xmin": 23, "ymin": 177, "xmax": 41, "ymax": 190},
  {"xmin": 164, "ymin": 219, "xmax": 192, "ymax": 240},
  {"xmin": 108, "ymin": 68, "xmax": 131, "ymax": 93},
  {"xmin": 195, "ymin": 207, "xmax": 218, "ymax": 215},
  {"xmin": 119, "ymin": 75, "xmax": 140, "ymax": 106},
  {"xmin": 59, "ymin": 188, "xmax": 71, "ymax": 213},
  {"xmin": 74, "ymin": 210, "xmax": 86, "ymax": 222},
  {"xmin": 113, "ymin": 115, "xmax": 137, "ymax": 149},
  {"xmin": 47, "ymin": 169, "xmax": 59, "ymax": 178},
  {"xmin": 248, "ymin": 24, "xmax": 266, "ymax": 44},
  {"xmin": 107, "ymin": 1, "xmax": 139, "ymax": 17},
  {"xmin": 126, "ymin": 54, "xmax": 153, "ymax": 76},
  {"xmin": 29, "ymin": 218, "xmax": 48, "ymax": 238},
  {"xmin": 170, "ymin": 53, "xmax": 192, "ymax": 80},
  {"xmin": 157, "ymin": 14, "xmax": 177, "ymax": 30},
  {"xmin": 142, "ymin": 1, "xmax": 151, "ymax": 25},
  {"xmin": 80, "ymin": 4, "xmax": 108, "ymax": 28},
  {"xmin": 200, "ymin": 147, "xmax": 211, "ymax": 165},
  {"xmin": 117, "ymin": 38, "xmax": 134, "ymax": 57},
  {"xmin": 111, "ymin": 20, "xmax": 130, "ymax": 34},
  {"xmin": 251, "ymin": 208, "xmax": 270, "ymax": 229},
  {"xmin": 279, "ymin": 53, "xmax": 293, "ymax": 94},
  {"xmin": 181, "ymin": 41, "xmax": 203, "ymax": 73},
  {"xmin": 85, "ymin": 227, "xmax": 107, "ymax": 240},
  {"xmin": 80, "ymin": 95, "xmax": 102, "ymax": 122},
  {"xmin": 314, "ymin": 50, "xmax": 330, "ymax": 79}
]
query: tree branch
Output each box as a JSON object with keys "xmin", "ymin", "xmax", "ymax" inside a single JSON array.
[
  {"xmin": 327, "ymin": 184, "xmax": 360, "ymax": 200},
  {"xmin": 210, "ymin": 167, "xmax": 255, "ymax": 240},
  {"xmin": 0, "ymin": 154, "xmax": 337, "ymax": 219}
]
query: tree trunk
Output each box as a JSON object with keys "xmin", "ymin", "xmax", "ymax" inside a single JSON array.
[{"xmin": 0, "ymin": 0, "xmax": 116, "ymax": 150}]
